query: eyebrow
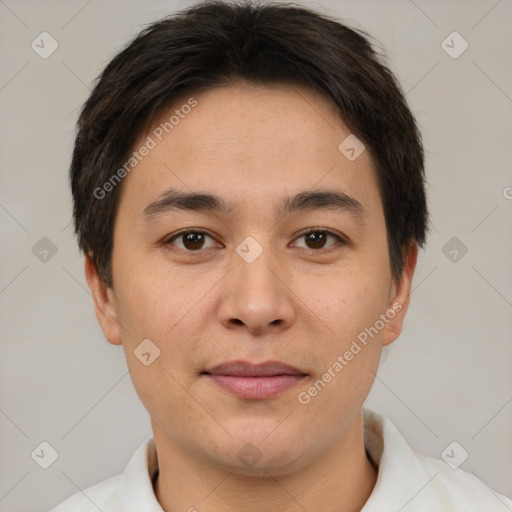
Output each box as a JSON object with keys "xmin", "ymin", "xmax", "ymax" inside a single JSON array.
[{"xmin": 142, "ymin": 188, "xmax": 365, "ymax": 221}]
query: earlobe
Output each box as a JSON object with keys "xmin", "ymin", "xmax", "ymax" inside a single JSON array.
[
  {"xmin": 382, "ymin": 243, "xmax": 418, "ymax": 347},
  {"xmin": 84, "ymin": 255, "xmax": 123, "ymax": 346}
]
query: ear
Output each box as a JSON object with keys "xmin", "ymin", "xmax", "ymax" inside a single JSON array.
[
  {"xmin": 382, "ymin": 242, "xmax": 418, "ymax": 347},
  {"xmin": 84, "ymin": 255, "xmax": 123, "ymax": 346}
]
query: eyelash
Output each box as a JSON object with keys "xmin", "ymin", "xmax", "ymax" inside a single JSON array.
[{"xmin": 163, "ymin": 228, "xmax": 347, "ymax": 253}]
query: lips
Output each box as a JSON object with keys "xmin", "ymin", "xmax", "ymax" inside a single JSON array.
[
  {"xmin": 203, "ymin": 360, "xmax": 306, "ymax": 377},
  {"xmin": 202, "ymin": 360, "xmax": 307, "ymax": 400}
]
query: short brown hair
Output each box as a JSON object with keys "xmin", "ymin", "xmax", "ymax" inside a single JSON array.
[{"xmin": 70, "ymin": 0, "xmax": 429, "ymax": 287}]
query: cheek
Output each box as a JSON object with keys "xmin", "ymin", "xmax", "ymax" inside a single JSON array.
[
  {"xmin": 298, "ymin": 263, "xmax": 390, "ymax": 404},
  {"xmin": 298, "ymin": 283, "xmax": 386, "ymax": 420},
  {"xmin": 116, "ymin": 270, "xmax": 204, "ymax": 417},
  {"xmin": 305, "ymin": 260, "xmax": 390, "ymax": 334},
  {"xmin": 113, "ymin": 254, "xmax": 203, "ymax": 340}
]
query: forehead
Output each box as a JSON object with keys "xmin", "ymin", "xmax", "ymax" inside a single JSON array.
[
  {"xmin": 147, "ymin": 82, "xmax": 355, "ymax": 163},
  {"xmin": 117, "ymin": 82, "xmax": 381, "ymax": 219}
]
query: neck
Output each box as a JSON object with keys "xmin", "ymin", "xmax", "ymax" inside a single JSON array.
[{"xmin": 153, "ymin": 411, "xmax": 377, "ymax": 512}]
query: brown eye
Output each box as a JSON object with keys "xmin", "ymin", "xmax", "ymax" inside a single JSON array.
[
  {"xmin": 166, "ymin": 230, "xmax": 218, "ymax": 251},
  {"xmin": 294, "ymin": 230, "xmax": 344, "ymax": 250}
]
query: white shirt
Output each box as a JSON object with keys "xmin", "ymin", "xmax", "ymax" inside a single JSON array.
[{"xmin": 49, "ymin": 409, "xmax": 512, "ymax": 511}]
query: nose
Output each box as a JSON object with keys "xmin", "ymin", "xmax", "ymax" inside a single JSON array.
[{"xmin": 217, "ymin": 243, "xmax": 296, "ymax": 335}]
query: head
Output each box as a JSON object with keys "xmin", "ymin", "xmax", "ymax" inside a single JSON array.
[{"xmin": 75, "ymin": 0, "xmax": 428, "ymax": 475}]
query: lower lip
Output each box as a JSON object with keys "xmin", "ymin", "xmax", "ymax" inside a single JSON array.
[{"xmin": 206, "ymin": 374, "xmax": 306, "ymax": 399}]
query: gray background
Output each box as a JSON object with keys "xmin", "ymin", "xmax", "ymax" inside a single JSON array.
[{"xmin": 1, "ymin": 0, "xmax": 511, "ymax": 510}]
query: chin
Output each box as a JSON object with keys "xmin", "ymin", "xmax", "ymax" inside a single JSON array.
[
  {"xmin": 231, "ymin": 463, "xmax": 300, "ymax": 478},
  {"xmin": 204, "ymin": 434, "xmax": 308, "ymax": 478},
  {"xmin": 215, "ymin": 451, "xmax": 306, "ymax": 478}
]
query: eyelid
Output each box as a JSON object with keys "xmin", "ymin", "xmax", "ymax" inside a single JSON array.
[
  {"xmin": 294, "ymin": 227, "xmax": 347, "ymax": 243},
  {"xmin": 164, "ymin": 227, "xmax": 347, "ymax": 251},
  {"xmin": 291, "ymin": 227, "xmax": 347, "ymax": 251},
  {"xmin": 164, "ymin": 228, "xmax": 219, "ymax": 247},
  {"xmin": 165, "ymin": 227, "xmax": 211, "ymax": 240}
]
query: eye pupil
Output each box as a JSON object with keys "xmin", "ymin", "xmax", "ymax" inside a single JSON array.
[
  {"xmin": 306, "ymin": 231, "xmax": 327, "ymax": 249},
  {"xmin": 169, "ymin": 229, "xmax": 338, "ymax": 252},
  {"xmin": 183, "ymin": 232, "xmax": 205, "ymax": 250}
]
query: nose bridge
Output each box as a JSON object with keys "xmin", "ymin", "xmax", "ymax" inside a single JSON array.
[
  {"xmin": 234, "ymin": 233, "xmax": 284, "ymax": 300},
  {"xmin": 218, "ymin": 233, "xmax": 295, "ymax": 331}
]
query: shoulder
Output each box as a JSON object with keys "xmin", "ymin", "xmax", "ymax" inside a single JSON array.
[
  {"xmin": 48, "ymin": 436, "xmax": 161, "ymax": 512},
  {"xmin": 362, "ymin": 409, "xmax": 512, "ymax": 511},
  {"xmin": 413, "ymin": 450, "xmax": 512, "ymax": 510},
  {"xmin": 48, "ymin": 474, "xmax": 123, "ymax": 512}
]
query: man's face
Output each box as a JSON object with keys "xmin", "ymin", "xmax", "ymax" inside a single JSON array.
[{"xmin": 88, "ymin": 83, "xmax": 414, "ymax": 475}]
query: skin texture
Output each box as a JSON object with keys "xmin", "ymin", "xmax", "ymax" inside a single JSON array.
[{"xmin": 85, "ymin": 82, "xmax": 417, "ymax": 512}]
